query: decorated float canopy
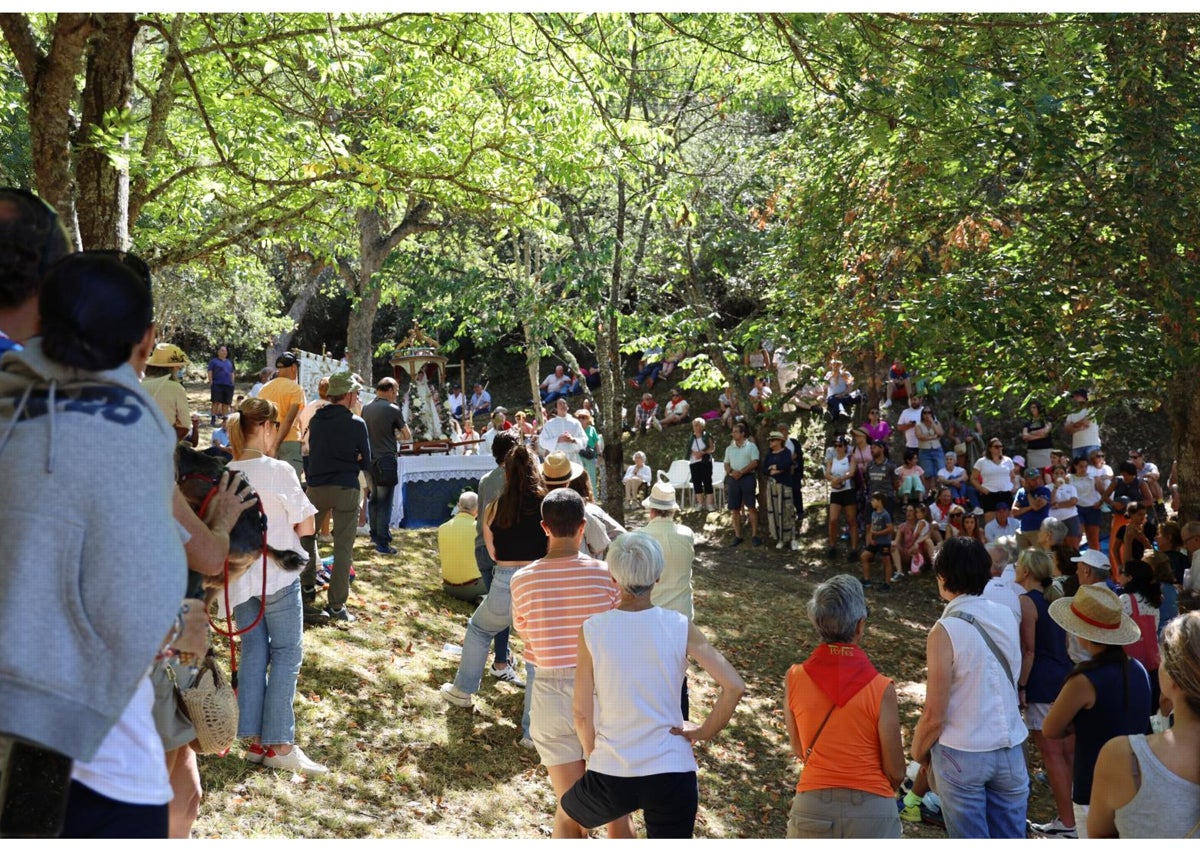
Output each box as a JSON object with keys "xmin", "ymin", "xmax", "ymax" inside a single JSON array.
[{"xmin": 389, "ymin": 324, "xmax": 447, "ymax": 387}]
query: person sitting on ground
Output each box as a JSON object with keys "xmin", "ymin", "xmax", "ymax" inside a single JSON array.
[
  {"xmin": 629, "ymin": 347, "xmax": 664, "ymax": 390},
  {"xmin": 142, "ymin": 343, "xmax": 199, "ymax": 445},
  {"xmin": 439, "ymin": 491, "xmax": 489, "ymax": 604},
  {"xmin": 1088, "ymin": 611, "xmax": 1200, "ymax": 838},
  {"xmin": 861, "ymin": 492, "xmax": 894, "ymax": 589},
  {"xmin": 784, "ymin": 574, "xmax": 905, "ymax": 838},
  {"xmin": 824, "ymin": 357, "xmax": 859, "ymax": 420},
  {"xmin": 936, "ymin": 450, "xmax": 970, "ymax": 505},
  {"xmin": 447, "ymin": 384, "xmax": 465, "ymax": 419},
  {"xmin": 631, "ymin": 392, "xmax": 660, "ymax": 435},
  {"xmin": 509, "ymin": 489, "xmax": 625, "ymax": 839},
  {"xmin": 660, "ymin": 387, "xmax": 689, "ymax": 427},
  {"xmin": 540, "ymin": 364, "xmax": 575, "ymax": 404},
  {"xmin": 885, "ymin": 359, "xmax": 911, "ymax": 409},
  {"xmin": 562, "ymin": 532, "xmax": 744, "ymax": 839},
  {"xmin": 749, "ymin": 375, "xmax": 772, "ymax": 414},
  {"xmin": 895, "ymin": 449, "xmax": 926, "ymax": 506},
  {"xmin": 863, "ymin": 406, "xmax": 892, "ymax": 445},
  {"xmin": 718, "ymin": 384, "xmax": 740, "ymax": 429},
  {"xmin": 622, "ymin": 451, "xmax": 652, "ymax": 508}
]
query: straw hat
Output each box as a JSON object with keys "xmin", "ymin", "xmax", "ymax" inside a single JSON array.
[
  {"xmin": 1048, "ymin": 584, "xmax": 1142, "ymax": 646},
  {"xmin": 147, "ymin": 343, "xmax": 189, "ymax": 368},
  {"xmin": 768, "ymin": 430, "xmax": 785, "ymax": 441},
  {"xmin": 642, "ymin": 478, "xmax": 679, "ymax": 511},
  {"xmin": 542, "ymin": 451, "xmax": 583, "ymax": 486}
]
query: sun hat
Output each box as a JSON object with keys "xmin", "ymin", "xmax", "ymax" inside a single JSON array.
[
  {"xmin": 147, "ymin": 342, "xmax": 189, "ymax": 367},
  {"xmin": 1012, "ymin": 455, "xmax": 1026, "ymax": 468},
  {"xmin": 642, "ymin": 478, "xmax": 679, "ymax": 511},
  {"xmin": 575, "ymin": 409, "xmax": 591, "ymax": 419},
  {"xmin": 326, "ymin": 370, "xmax": 363, "ymax": 396},
  {"xmin": 1048, "ymin": 583, "xmax": 1141, "ymax": 646},
  {"xmin": 542, "ymin": 451, "xmax": 584, "ymax": 486},
  {"xmin": 851, "ymin": 426, "xmax": 868, "ymax": 439},
  {"xmin": 768, "ymin": 430, "xmax": 785, "ymax": 441}
]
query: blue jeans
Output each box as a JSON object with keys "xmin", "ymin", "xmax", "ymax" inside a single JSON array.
[
  {"xmin": 234, "ymin": 579, "xmax": 303, "ymax": 745},
  {"xmin": 1073, "ymin": 444, "xmax": 1100, "ymax": 462},
  {"xmin": 919, "ymin": 447, "xmax": 946, "ymax": 481},
  {"xmin": 453, "ymin": 566, "xmax": 519, "ymax": 695},
  {"xmin": 931, "ymin": 742, "xmax": 1028, "ymax": 838},
  {"xmin": 369, "ymin": 480, "xmax": 396, "ymax": 546},
  {"xmin": 474, "ymin": 543, "xmax": 509, "ymax": 664}
]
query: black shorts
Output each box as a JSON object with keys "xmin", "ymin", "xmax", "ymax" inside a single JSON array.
[
  {"xmin": 866, "ymin": 542, "xmax": 891, "ymax": 556},
  {"xmin": 561, "ymin": 770, "xmax": 699, "ymax": 839},
  {"xmin": 210, "ymin": 384, "xmax": 234, "ymax": 405},
  {"xmin": 830, "ymin": 488, "xmax": 857, "ymax": 507},
  {"xmin": 979, "ymin": 491, "xmax": 1012, "ymax": 513}
]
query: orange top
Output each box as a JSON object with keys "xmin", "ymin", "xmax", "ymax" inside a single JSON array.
[{"xmin": 787, "ymin": 661, "xmax": 893, "ymax": 797}]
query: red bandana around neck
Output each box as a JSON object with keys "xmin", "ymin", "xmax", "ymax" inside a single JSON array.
[{"xmin": 801, "ymin": 643, "xmax": 880, "ymax": 706}]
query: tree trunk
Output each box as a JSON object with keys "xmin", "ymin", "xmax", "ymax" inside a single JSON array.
[
  {"xmin": 265, "ymin": 260, "xmax": 323, "ymax": 367},
  {"xmin": 1164, "ymin": 368, "xmax": 1199, "ymax": 524},
  {"xmin": 523, "ymin": 322, "xmax": 542, "ymax": 428},
  {"xmin": 75, "ymin": 13, "xmax": 138, "ymax": 250}
]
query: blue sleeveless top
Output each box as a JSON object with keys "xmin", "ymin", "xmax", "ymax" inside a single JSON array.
[
  {"xmin": 1072, "ymin": 658, "xmax": 1152, "ymax": 804},
  {"xmin": 1025, "ymin": 588, "xmax": 1071, "ymax": 704}
]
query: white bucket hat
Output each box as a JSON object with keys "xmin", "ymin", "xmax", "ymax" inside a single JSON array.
[{"xmin": 642, "ymin": 477, "xmax": 678, "ymax": 512}]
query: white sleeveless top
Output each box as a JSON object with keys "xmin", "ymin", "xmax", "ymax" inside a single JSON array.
[
  {"xmin": 828, "ymin": 455, "xmax": 852, "ymax": 492},
  {"xmin": 583, "ymin": 607, "xmax": 697, "ymax": 777},
  {"xmin": 1114, "ymin": 734, "xmax": 1200, "ymax": 838}
]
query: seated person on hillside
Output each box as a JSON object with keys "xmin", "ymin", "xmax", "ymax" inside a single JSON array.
[
  {"xmin": 885, "ymin": 359, "xmax": 911, "ymax": 409},
  {"xmin": 659, "ymin": 349, "xmax": 685, "ymax": 379},
  {"xmin": 631, "ymin": 392, "xmax": 661, "ymax": 434},
  {"xmin": 661, "ymin": 388, "xmax": 690, "ymax": 427},
  {"xmin": 623, "ymin": 451, "xmax": 653, "ymax": 508},
  {"xmin": 578, "ymin": 364, "xmax": 602, "ymax": 389},
  {"xmin": 718, "ymin": 385, "xmax": 741, "ymax": 428},
  {"xmin": 745, "ymin": 342, "xmax": 770, "ymax": 374},
  {"xmin": 824, "ymin": 358, "xmax": 861, "ymax": 419},
  {"xmin": 540, "ymin": 365, "xmax": 577, "ymax": 404},
  {"xmin": 630, "ymin": 347, "xmax": 664, "ymax": 389},
  {"xmin": 749, "ymin": 376, "xmax": 772, "ymax": 413},
  {"xmin": 936, "ymin": 451, "xmax": 972, "ymax": 504},
  {"xmin": 468, "ymin": 382, "xmax": 491, "ymax": 416},
  {"xmin": 438, "ymin": 492, "xmax": 488, "ymax": 604}
]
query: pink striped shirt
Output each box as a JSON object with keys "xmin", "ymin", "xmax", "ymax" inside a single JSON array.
[{"xmin": 510, "ymin": 554, "xmax": 620, "ymax": 669}]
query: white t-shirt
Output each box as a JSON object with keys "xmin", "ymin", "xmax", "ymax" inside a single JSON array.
[
  {"xmin": 71, "ymin": 675, "xmax": 172, "ymax": 805},
  {"xmin": 938, "ymin": 465, "xmax": 968, "ymax": 487},
  {"xmin": 664, "ymin": 398, "xmax": 689, "ymax": 419},
  {"xmin": 1088, "ymin": 462, "xmax": 1114, "ymax": 495},
  {"xmin": 897, "ymin": 405, "xmax": 923, "ymax": 448},
  {"xmin": 1136, "ymin": 461, "xmax": 1160, "ymax": 483},
  {"xmin": 1070, "ymin": 473, "xmax": 1101, "ymax": 508},
  {"xmin": 623, "ymin": 464, "xmax": 652, "ymax": 485},
  {"xmin": 1050, "ymin": 482, "xmax": 1079, "ymax": 520},
  {"xmin": 974, "ymin": 456, "xmax": 1015, "ymax": 493},
  {"xmin": 222, "ymin": 456, "xmax": 318, "ymax": 614},
  {"xmin": 542, "ymin": 372, "xmax": 571, "ymax": 394},
  {"xmin": 1066, "ymin": 407, "xmax": 1100, "ymax": 448}
]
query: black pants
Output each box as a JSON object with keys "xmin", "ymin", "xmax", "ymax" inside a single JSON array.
[
  {"xmin": 59, "ymin": 781, "xmax": 168, "ymax": 839},
  {"xmin": 690, "ymin": 457, "xmax": 713, "ymax": 495}
]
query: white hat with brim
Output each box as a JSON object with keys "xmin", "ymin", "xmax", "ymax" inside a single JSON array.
[
  {"xmin": 542, "ymin": 451, "xmax": 584, "ymax": 486},
  {"xmin": 1047, "ymin": 584, "xmax": 1142, "ymax": 646},
  {"xmin": 642, "ymin": 480, "xmax": 678, "ymax": 512}
]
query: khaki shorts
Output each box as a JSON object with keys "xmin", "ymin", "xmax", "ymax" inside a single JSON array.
[{"xmin": 530, "ymin": 668, "xmax": 582, "ymax": 767}]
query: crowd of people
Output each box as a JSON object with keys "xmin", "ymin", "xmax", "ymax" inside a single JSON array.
[{"xmin": 3, "ymin": 186, "xmax": 1198, "ymax": 839}]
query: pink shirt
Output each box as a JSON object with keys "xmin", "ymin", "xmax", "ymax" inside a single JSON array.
[{"xmin": 511, "ymin": 554, "xmax": 620, "ymax": 669}]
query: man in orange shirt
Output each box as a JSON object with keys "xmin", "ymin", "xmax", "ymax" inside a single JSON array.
[
  {"xmin": 510, "ymin": 489, "xmax": 625, "ymax": 839},
  {"xmin": 258, "ymin": 351, "xmax": 307, "ymax": 479}
]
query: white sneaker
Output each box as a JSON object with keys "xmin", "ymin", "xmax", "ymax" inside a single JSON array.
[
  {"xmin": 518, "ymin": 736, "xmax": 536, "ymax": 750},
  {"xmin": 440, "ymin": 682, "xmax": 473, "ymax": 708},
  {"xmin": 891, "ymin": 571, "xmax": 905, "ymax": 583},
  {"xmin": 356, "ymin": 525, "xmax": 370, "ymax": 537},
  {"xmin": 262, "ymin": 745, "xmax": 328, "ymax": 775},
  {"xmin": 1029, "ymin": 817, "xmax": 1077, "ymax": 839},
  {"xmin": 316, "ymin": 534, "xmax": 333, "ymax": 544},
  {"xmin": 791, "ymin": 538, "xmax": 801, "ymax": 551}
]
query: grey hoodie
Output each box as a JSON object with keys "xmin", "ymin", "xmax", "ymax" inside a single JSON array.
[{"xmin": 0, "ymin": 339, "xmax": 185, "ymax": 761}]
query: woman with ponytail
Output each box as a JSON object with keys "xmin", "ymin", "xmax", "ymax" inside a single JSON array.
[
  {"xmin": 224, "ymin": 397, "xmax": 326, "ymax": 774},
  {"xmin": 1016, "ymin": 547, "xmax": 1076, "ymax": 838}
]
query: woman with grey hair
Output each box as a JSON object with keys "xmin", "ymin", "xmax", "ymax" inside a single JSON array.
[
  {"xmin": 784, "ymin": 574, "xmax": 905, "ymax": 837},
  {"xmin": 562, "ymin": 532, "xmax": 744, "ymax": 838},
  {"xmin": 621, "ymin": 450, "xmax": 652, "ymax": 508}
]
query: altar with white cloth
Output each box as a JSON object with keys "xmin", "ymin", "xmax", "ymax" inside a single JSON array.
[{"xmin": 390, "ymin": 454, "xmax": 495, "ymax": 528}]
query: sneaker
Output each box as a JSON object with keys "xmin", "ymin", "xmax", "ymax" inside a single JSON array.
[
  {"xmin": 878, "ymin": 583, "xmax": 891, "ymax": 592},
  {"xmin": 898, "ymin": 801, "xmax": 921, "ymax": 823},
  {"xmin": 518, "ymin": 736, "xmax": 536, "ymax": 750},
  {"xmin": 891, "ymin": 571, "xmax": 905, "ymax": 583},
  {"xmin": 752, "ymin": 536, "xmax": 763, "ymax": 547},
  {"xmin": 860, "ymin": 579, "xmax": 874, "ymax": 588},
  {"xmin": 439, "ymin": 682, "xmax": 473, "ymax": 708},
  {"xmin": 776, "ymin": 540, "xmax": 785, "ymax": 550},
  {"xmin": 490, "ymin": 665, "xmax": 525, "ymax": 688},
  {"xmin": 846, "ymin": 548, "xmax": 858, "ymax": 562},
  {"xmin": 262, "ymin": 745, "xmax": 328, "ymax": 775},
  {"xmin": 731, "ymin": 537, "xmax": 744, "ymax": 547},
  {"xmin": 1029, "ymin": 817, "xmax": 1077, "ymax": 839},
  {"xmin": 374, "ymin": 544, "xmax": 398, "ymax": 555},
  {"xmin": 245, "ymin": 743, "xmax": 274, "ymax": 765},
  {"xmin": 790, "ymin": 538, "xmax": 801, "ymax": 551},
  {"xmin": 302, "ymin": 605, "xmax": 330, "ymax": 625},
  {"xmin": 919, "ymin": 803, "xmax": 945, "ymax": 830},
  {"xmin": 323, "ymin": 606, "xmax": 355, "ymax": 623},
  {"xmin": 356, "ymin": 525, "xmax": 371, "ymax": 537},
  {"xmin": 317, "ymin": 534, "xmax": 333, "ymax": 544}
]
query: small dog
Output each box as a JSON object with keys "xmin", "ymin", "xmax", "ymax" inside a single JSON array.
[{"xmin": 175, "ymin": 444, "xmax": 306, "ymax": 605}]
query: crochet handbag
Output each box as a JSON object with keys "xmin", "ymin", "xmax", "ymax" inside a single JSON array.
[{"xmin": 178, "ymin": 649, "xmax": 239, "ymax": 754}]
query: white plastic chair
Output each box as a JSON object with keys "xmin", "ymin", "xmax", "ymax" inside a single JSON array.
[
  {"xmin": 711, "ymin": 462, "xmax": 726, "ymax": 508},
  {"xmin": 664, "ymin": 460, "xmax": 695, "ymax": 509}
]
